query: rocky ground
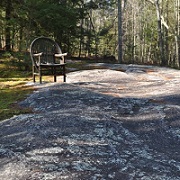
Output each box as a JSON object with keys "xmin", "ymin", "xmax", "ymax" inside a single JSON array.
[{"xmin": 0, "ymin": 63, "xmax": 180, "ymax": 180}]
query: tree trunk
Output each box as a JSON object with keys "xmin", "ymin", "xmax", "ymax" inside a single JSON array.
[
  {"xmin": 79, "ymin": 19, "xmax": 83, "ymax": 58},
  {"xmin": 132, "ymin": 1, "xmax": 136, "ymax": 63},
  {"xmin": 175, "ymin": 0, "xmax": 180, "ymax": 67},
  {"xmin": 154, "ymin": 0, "xmax": 166, "ymax": 66},
  {"xmin": 5, "ymin": 0, "xmax": 12, "ymax": 51},
  {"xmin": 118, "ymin": 0, "xmax": 123, "ymax": 63}
]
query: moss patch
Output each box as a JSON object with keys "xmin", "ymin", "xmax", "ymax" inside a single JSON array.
[
  {"xmin": 0, "ymin": 56, "xmax": 33, "ymax": 121},
  {"xmin": 0, "ymin": 80, "xmax": 34, "ymax": 121}
]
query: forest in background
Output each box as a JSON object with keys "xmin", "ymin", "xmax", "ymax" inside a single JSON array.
[{"xmin": 0, "ymin": 0, "xmax": 180, "ymax": 68}]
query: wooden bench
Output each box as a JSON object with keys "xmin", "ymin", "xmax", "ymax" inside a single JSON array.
[{"xmin": 30, "ymin": 37, "xmax": 67, "ymax": 83}]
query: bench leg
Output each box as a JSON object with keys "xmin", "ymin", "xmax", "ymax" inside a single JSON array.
[
  {"xmin": 33, "ymin": 74, "xmax": 36, "ymax": 82},
  {"xmin": 39, "ymin": 66, "xmax": 42, "ymax": 84},
  {"xmin": 54, "ymin": 67, "xmax": 57, "ymax": 82},
  {"xmin": 63, "ymin": 66, "xmax": 66, "ymax": 82},
  {"xmin": 63, "ymin": 74, "xmax": 66, "ymax": 82},
  {"xmin": 33, "ymin": 66, "xmax": 36, "ymax": 82},
  {"xmin": 54, "ymin": 76, "xmax": 57, "ymax": 82}
]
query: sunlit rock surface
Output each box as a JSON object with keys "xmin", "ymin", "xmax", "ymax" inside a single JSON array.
[{"xmin": 0, "ymin": 64, "xmax": 180, "ymax": 179}]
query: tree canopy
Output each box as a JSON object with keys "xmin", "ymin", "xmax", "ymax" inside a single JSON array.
[{"xmin": 0, "ymin": 0, "xmax": 179, "ymax": 68}]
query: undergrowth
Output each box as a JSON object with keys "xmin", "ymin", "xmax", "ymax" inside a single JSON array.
[{"xmin": 0, "ymin": 56, "xmax": 33, "ymax": 121}]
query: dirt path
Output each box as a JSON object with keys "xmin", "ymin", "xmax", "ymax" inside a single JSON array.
[{"xmin": 0, "ymin": 64, "xmax": 180, "ymax": 180}]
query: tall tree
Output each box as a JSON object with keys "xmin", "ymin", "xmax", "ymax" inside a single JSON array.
[
  {"xmin": 118, "ymin": 0, "xmax": 123, "ymax": 63},
  {"xmin": 175, "ymin": 0, "xmax": 180, "ymax": 66},
  {"xmin": 154, "ymin": 0, "xmax": 166, "ymax": 65},
  {"xmin": 5, "ymin": 0, "xmax": 12, "ymax": 51}
]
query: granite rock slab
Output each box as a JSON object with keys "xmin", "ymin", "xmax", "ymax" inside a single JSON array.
[{"xmin": 0, "ymin": 64, "xmax": 180, "ymax": 180}]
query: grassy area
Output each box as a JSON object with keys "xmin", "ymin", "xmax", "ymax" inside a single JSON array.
[
  {"xmin": 0, "ymin": 57, "xmax": 89, "ymax": 121},
  {"xmin": 0, "ymin": 56, "xmax": 106, "ymax": 121},
  {"xmin": 0, "ymin": 57, "xmax": 34, "ymax": 121}
]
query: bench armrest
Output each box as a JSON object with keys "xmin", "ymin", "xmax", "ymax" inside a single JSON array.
[
  {"xmin": 54, "ymin": 53, "xmax": 67, "ymax": 57},
  {"xmin": 33, "ymin": 52, "xmax": 43, "ymax": 65},
  {"xmin": 33, "ymin": 52, "xmax": 43, "ymax": 57}
]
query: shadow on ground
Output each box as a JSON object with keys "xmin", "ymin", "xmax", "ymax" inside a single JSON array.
[{"xmin": 0, "ymin": 64, "xmax": 180, "ymax": 180}]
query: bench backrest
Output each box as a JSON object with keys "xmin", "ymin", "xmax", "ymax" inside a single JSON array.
[{"xmin": 30, "ymin": 37, "xmax": 63, "ymax": 66}]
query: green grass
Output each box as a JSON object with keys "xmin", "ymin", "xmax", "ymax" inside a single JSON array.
[
  {"xmin": 0, "ymin": 56, "xmax": 107, "ymax": 121},
  {"xmin": 0, "ymin": 58, "xmax": 90, "ymax": 121},
  {"xmin": 0, "ymin": 58, "xmax": 34, "ymax": 121}
]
